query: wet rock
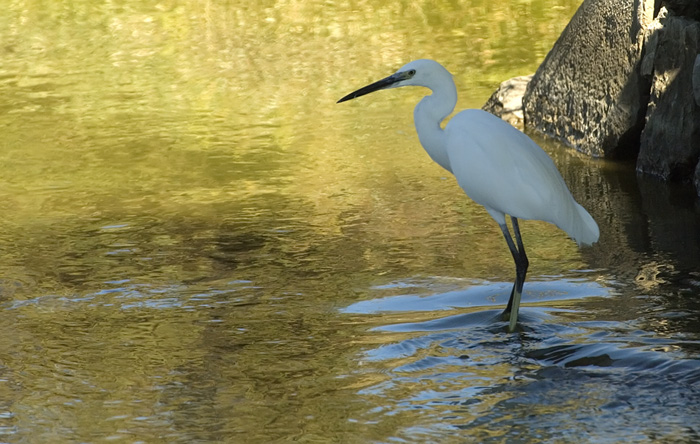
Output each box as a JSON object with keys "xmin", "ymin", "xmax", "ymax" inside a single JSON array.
[
  {"xmin": 482, "ymin": 75, "xmax": 532, "ymax": 129},
  {"xmin": 663, "ymin": 0, "xmax": 700, "ymax": 21},
  {"xmin": 694, "ymin": 54, "xmax": 700, "ymax": 106},
  {"xmin": 637, "ymin": 14, "xmax": 700, "ymax": 182},
  {"xmin": 522, "ymin": 0, "xmax": 655, "ymax": 158}
]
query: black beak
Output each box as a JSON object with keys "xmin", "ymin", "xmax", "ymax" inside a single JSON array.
[{"xmin": 337, "ymin": 73, "xmax": 402, "ymax": 103}]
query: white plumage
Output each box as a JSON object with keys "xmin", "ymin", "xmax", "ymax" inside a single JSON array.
[
  {"xmin": 339, "ymin": 59, "xmax": 599, "ymax": 331},
  {"xmin": 446, "ymin": 109, "xmax": 599, "ymax": 246}
]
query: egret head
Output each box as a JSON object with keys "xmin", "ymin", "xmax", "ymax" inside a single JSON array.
[{"xmin": 337, "ymin": 59, "xmax": 452, "ymax": 103}]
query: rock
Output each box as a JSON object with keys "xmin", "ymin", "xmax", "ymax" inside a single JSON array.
[
  {"xmin": 694, "ymin": 54, "xmax": 700, "ymax": 106},
  {"xmin": 637, "ymin": 14, "xmax": 700, "ymax": 182},
  {"xmin": 640, "ymin": 14, "xmax": 665, "ymax": 78},
  {"xmin": 482, "ymin": 75, "xmax": 532, "ymax": 129},
  {"xmin": 663, "ymin": 0, "xmax": 700, "ymax": 21},
  {"xmin": 522, "ymin": 0, "xmax": 655, "ymax": 158}
]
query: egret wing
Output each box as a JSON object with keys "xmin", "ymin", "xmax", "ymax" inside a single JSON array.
[{"xmin": 444, "ymin": 109, "xmax": 597, "ymax": 244}]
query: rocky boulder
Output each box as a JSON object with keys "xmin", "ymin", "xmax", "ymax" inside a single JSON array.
[
  {"xmin": 637, "ymin": 12, "xmax": 700, "ymax": 181},
  {"xmin": 482, "ymin": 75, "xmax": 532, "ymax": 129},
  {"xmin": 522, "ymin": 0, "xmax": 655, "ymax": 158}
]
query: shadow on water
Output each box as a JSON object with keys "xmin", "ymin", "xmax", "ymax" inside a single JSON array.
[
  {"xmin": 342, "ymin": 276, "xmax": 700, "ymax": 441},
  {"xmin": 342, "ymin": 161, "xmax": 700, "ymax": 441}
]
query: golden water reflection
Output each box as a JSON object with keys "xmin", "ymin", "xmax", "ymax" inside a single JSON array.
[{"xmin": 1, "ymin": 0, "xmax": 699, "ymax": 442}]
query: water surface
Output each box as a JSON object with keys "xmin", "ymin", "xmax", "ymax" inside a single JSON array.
[{"xmin": 1, "ymin": 1, "xmax": 699, "ymax": 442}]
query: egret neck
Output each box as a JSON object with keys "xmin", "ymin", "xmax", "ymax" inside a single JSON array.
[{"xmin": 413, "ymin": 77, "xmax": 457, "ymax": 174}]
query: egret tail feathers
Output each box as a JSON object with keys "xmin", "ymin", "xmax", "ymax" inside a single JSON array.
[{"xmin": 563, "ymin": 202, "xmax": 599, "ymax": 247}]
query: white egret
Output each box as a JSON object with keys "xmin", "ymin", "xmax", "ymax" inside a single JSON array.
[{"xmin": 338, "ymin": 59, "xmax": 599, "ymax": 332}]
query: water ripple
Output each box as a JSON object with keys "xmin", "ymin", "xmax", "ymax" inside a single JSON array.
[{"xmin": 346, "ymin": 276, "xmax": 700, "ymax": 441}]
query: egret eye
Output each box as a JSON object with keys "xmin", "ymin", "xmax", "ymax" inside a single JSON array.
[{"xmin": 408, "ymin": 69, "xmax": 416, "ymax": 76}]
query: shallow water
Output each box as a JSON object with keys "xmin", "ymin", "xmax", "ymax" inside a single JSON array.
[{"xmin": 1, "ymin": 1, "xmax": 700, "ymax": 442}]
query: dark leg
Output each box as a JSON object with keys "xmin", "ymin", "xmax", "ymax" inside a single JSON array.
[{"xmin": 500, "ymin": 217, "xmax": 529, "ymax": 332}]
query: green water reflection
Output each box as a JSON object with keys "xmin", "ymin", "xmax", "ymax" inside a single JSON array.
[{"xmin": 1, "ymin": 0, "xmax": 699, "ymax": 442}]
